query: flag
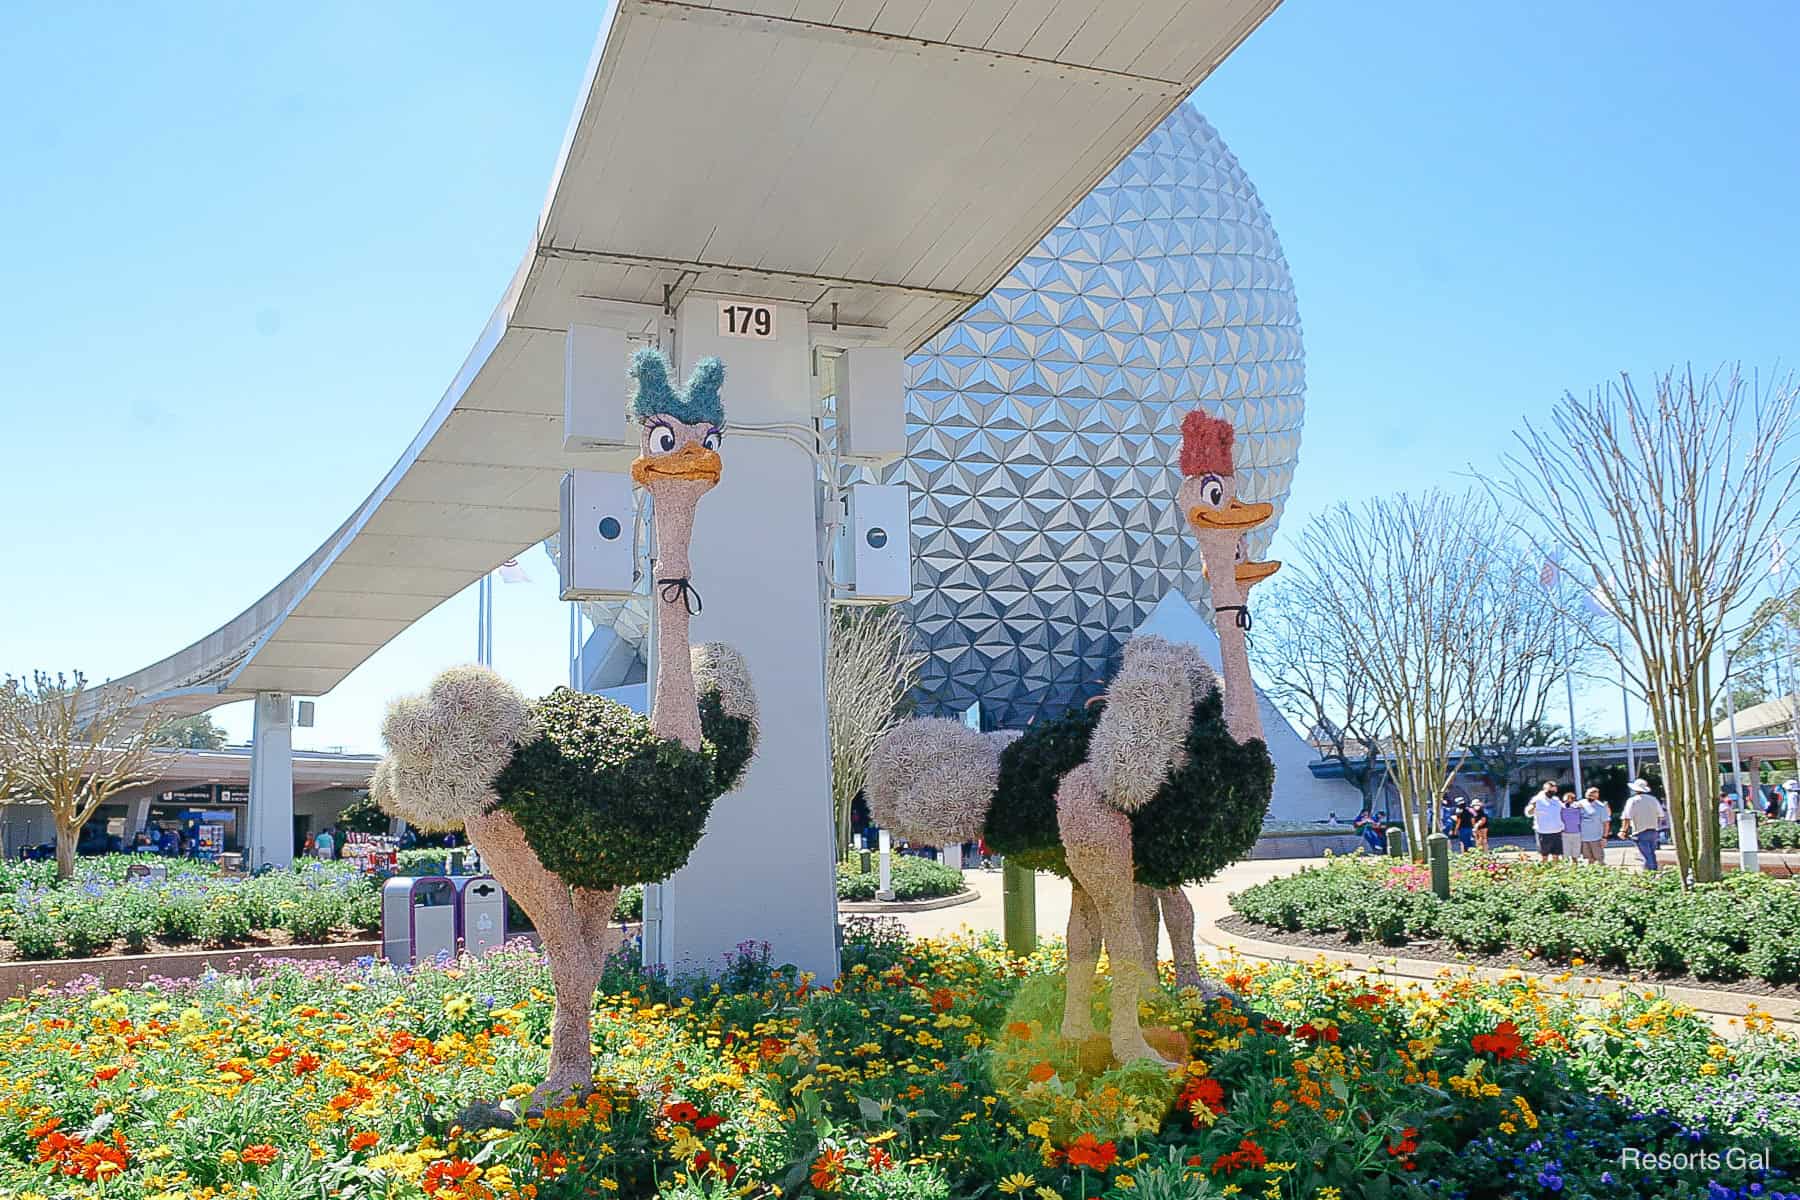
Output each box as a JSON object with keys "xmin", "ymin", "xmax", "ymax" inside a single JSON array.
[
  {"xmin": 497, "ymin": 558, "xmax": 531, "ymax": 584},
  {"xmin": 1581, "ymin": 585, "xmax": 1615, "ymax": 618},
  {"xmin": 1538, "ymin": 556, "xmax": 1560, "ymax": 589}
]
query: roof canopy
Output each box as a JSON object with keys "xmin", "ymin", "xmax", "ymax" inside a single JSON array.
[{"xmin": 102, "ymin": 0, "xmax": 1281, "ymax": 715}]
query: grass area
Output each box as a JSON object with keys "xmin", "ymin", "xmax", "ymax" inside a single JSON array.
[
  {"xmin": 1, "ymin": 922, "xmax": 1794, "ymax": 1198},
  {"xmin": 1230, "ymin": 853, "xmax": 1800, "ymax": 984}
]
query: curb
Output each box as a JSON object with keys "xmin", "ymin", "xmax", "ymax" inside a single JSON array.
[
  {"xmin": 1194, "ymin": 916, "xmax": 1800, "ymax": 1031},
  {"xmin": 841, "ymin": 887, "xmax": 980, "ymax": 914},
  {"xmin": 0, "ymin": 939, "xmax": 383, "ymax": 998}
]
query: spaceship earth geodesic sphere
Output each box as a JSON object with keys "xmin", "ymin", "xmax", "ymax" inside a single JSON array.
[{"xmin": 892, "ymin": 104, "xmax": 1305, "ymax": 727}]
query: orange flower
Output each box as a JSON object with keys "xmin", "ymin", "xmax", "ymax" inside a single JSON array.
[
  {"xmin": 70, "ymin": 1133, "xmax": 130, "ymax": 1182},
  {"xmin": 423, "ymin": 1158, "xmax": 479, "ymax": 1194},
  {"xmin": 1006, "ymin": 1021, "xmax": 1033, "ymax": 1040},
  {"xmin": 349, "ymin": 1131, "xmax": 380, "ymax": 1152},
  {"xmin": 1066, "ymin": 1133, "xmax": 1118, "ymax": 1172},
  {"xmin": 1471, "ymin": 1021, "xmax": 1530, "ymax": 1061},
  {"xmin": 868, "ymin": 1145, "xmax": 894, "ymax": 1174},
  {"xmin": 265, "ymin": 1045, "xmax": 294, "ymax": 1065},
  {"xmin": 929, "ymin": 987, "xmax": 955, "ymax": 1013},
  {"xmin": 292, "ymin": 1052, "xmax": 323, "ymax": 1075},
  {"xmin": 810, "ymin": 1147, "xmax": 848, "ymax": 1192},
  {"xmin": 88, "ymin": 1066, "xmax": 122, "ymax": 1086},
  {"xmin": 1027, "ymin": 1061, "xmax": 1057, "ymax": 1083},
  {"xmin": 1211, "ymin": 1138, "xmax": 1268, "ymax": 1176},
  {"xmin": 240, "ymin": 1143, "xmax": 280, "ymax": 1167}
]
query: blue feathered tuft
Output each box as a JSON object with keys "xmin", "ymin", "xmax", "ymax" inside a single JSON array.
[{"xmin": 630, "ymin": 348, "xmax": 727, "ymax": 428}]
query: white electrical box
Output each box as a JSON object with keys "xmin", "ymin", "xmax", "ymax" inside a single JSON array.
[
  {"xmin": 833, "ymin": 482, "xmax": 912, "ymax": 602},
  {"xmin": 837, "ymin": 347, "xmax": 907, "ymax": 463},
  {"xmin": 564, "ymin": 324, "xmax": 630, "ymax": 451},
  {"xmin": 558, "ymin": 470, "xmax": 637, "ymax": 599},
  {"xmin": 295, "ymin": 700, "xmax": 315, "ymax": 728}
]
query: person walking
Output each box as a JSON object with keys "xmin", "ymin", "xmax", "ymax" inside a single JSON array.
[
  {"xmin": 1471, "ymin": 798, "xmax": 1490, "ymax": 852},
  {"xmin": 1784, "ymin": 779, "xmax": 1800, "ymax": 822},
  {"xmin": 1529, "ymin": 781, "xmax": 1565, "ymax": 862},
  {"xmin": 1453, "ymin": 797, "xmax": 1475, "ymax": 852},
  {"xmin": 1621, "ymin": 779, "xmax": 1666, "ymax": 871},
  {"xmin": 1577, "ymin": 786, "xmax": 1609, "ymax": 864},
  {"xmin": 314, "ymin": 827, "xmax": 335, "ymax": 861}
]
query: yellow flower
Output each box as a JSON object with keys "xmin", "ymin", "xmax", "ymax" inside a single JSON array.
[
  {"xmin": 1026, "ymin": 1119, "xmax": 1051, "ymax": 1139},
  {"xmin": 1317, "ymin": 1189, "xmax": 1343, "ymax": 1200},
  {"xmin": 1115, "ymin": 1174, "xmax": 1137, "ymax": 1190},
  {"xmin": 999, "ymin": 1173, "xmax": 1037, "ymax": 1194},
  {"xmin": 1034, "ymin": 1189, "xmax": 1062, "ymax": 1200},
  {"xmin": 442, "ymin": 994, "xmax": 474, "ymax": 1021}
]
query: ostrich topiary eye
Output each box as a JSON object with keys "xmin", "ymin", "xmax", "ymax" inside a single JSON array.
[
  {"xmin": 651, "ymin": 424, "xmax": 677, "ymax": 454},
  {"xmin": 701, "ymin": 428, "xmax": 721, "ymax": 451}
]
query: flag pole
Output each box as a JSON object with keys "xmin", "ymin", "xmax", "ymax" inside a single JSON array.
[{"xmin": 1562, "ymin": 601, "xmax": 1583, "ymax": 796}]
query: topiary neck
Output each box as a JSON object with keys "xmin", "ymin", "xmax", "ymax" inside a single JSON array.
[{"xmin": 649, "ymin": 491, "xmax": 702, "ymax": 750}]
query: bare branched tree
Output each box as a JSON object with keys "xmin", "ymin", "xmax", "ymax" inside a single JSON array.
[
  {"xmin": 1250, "ymin": 581, "xmax": 1390, "ymax": 812},
  {"xmin": 826, "ymin": 607, "xmax": 925, "ymax": 856},
  {"xmin": 1497, "ymin": 366, "xmax": 1800, "ymax": 883},
  {"xmin": 0, "ymin": 671, "xmax": 172, "ymax": 879},
  {"xmin": 1286, "ymin": 491, "xmax": 1510, "ymax": 855},
  {"xmin": 1463, "ymin": 548, "xmax": 1601, "ymax": 812}
]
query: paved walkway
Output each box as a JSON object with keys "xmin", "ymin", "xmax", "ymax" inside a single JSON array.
[{"xmin": 883, "ymin": 857, "xmax": 1798, "ymax": 1035}]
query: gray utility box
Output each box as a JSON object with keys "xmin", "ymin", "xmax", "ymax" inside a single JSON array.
[
  {"xmin": 381, "ymin": 876, "xmax": 457, "ymax": 966},
  {"xmin": 454, "ymin": 875, "xmax": 508, "ymax": 959}
]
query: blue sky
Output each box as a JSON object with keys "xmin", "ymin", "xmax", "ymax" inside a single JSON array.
[{"xmin": 3, "ymin": 1, "xmax": 1796, "ymax": 752}]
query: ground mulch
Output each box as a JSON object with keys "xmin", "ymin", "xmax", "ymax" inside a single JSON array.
[{"xmin": 1214, "ymin": 913, "xmax": 1800, "ymax": 1001}]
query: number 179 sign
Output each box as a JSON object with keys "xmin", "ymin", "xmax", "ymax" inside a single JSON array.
[{"xmin": 717, "ymin": 301, "xmax": 776, "ymax": 340}]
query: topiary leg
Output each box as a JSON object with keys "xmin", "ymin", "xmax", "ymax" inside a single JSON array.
[
  {"xmin": 1062, "ymin": 881, "xmax": 1101, "ymax": 1041},
  {"xmin": 1057, "ymin": 765, "xmax": 1171, "ymax": 1067},
  {"xmin": 1158, "ymin": 887, "xmax": 1202, "ymax": 989},
  {"xmin": 1134, "ymin": 884, "xmax": 1162, "ymax": 973},
  {"xmin": 465, "ymin": 808, "xmax": 597, "ymax": 1108}
]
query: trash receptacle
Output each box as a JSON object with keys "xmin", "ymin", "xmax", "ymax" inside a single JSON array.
[
  {"xmin": 454, "ymin": 874, "xmax": 507, "ymax": 959},
  {"xmin": 381, "ymin": 876, "xmax": 457, "ymax": 965}
]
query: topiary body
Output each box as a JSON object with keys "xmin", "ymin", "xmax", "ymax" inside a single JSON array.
[
  {"xmin": 982, "ymin": 690, "xmax": 1271, "ymax": 887},
  {"xmin": 491, "ymin": 685, "xmax": 754, "ymax": 893}
]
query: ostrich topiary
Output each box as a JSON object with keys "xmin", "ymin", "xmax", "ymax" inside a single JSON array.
[
  {"xmin": 370, "ymin": 348, "xmax": 758, "ymax": 1105},
  {"xmin": 867, "ymin": 410, "xmax": 1277, "ymax": 1065}
]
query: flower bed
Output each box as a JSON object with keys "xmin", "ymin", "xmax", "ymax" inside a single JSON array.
[
  {"xmin": 0, "ymin": 856, "xmax": 379, "ymax": 962},
  {"xmin": 1, "ymin": 922, "xmax": 1795, "ymax": 1198},
  {"xmin": 1230, "ymin": 854, "xmax": 1800, "ymax": 986},
  {"xmin": 835, "ymin": 856, "xmax": 967, "ymax": 902}
]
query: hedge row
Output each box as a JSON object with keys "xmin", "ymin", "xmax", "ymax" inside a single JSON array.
[{"xmin": 1230, "ymin": 854, "xmax": 1800, "ymax": 983}]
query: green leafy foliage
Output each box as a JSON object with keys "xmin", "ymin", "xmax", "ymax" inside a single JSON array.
[
  {"xmin": 493, "ymin": 688, "xmax": 735, "ymax": 892},
  {"xmin": 983, "ymin": 704, "xmax": 1101, "ymax": 874},
  {"xmin": 835, "ymin": 855, "xmax": 966, "ymax": 902},
  {"xmin": 1232, "ymin": 853, "xmax": 1800, "ymax": 984}
]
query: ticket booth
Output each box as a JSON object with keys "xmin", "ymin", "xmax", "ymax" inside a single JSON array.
[{"xmin": 381, "ymin": 876, "xmax": 456, "ymax": 966}]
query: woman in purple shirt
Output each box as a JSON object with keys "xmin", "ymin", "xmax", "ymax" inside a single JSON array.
[{"xmin": 1559, "ymin": 792, "xmax": 1583, "ymax": 859}]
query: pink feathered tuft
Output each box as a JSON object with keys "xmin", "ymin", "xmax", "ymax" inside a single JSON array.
[{"xmin": 1180, "ymin": 411, "xmax": 1235, "ymax": 477}]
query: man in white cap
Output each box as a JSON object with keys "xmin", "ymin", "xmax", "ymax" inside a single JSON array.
[
  {"xmin": 1620, "ymin": 779, "xmax": 1666, "ymax": 871},
  {"xmin": 1783, "ymin": 779, "xmax": 1800, "ymax": 822}
]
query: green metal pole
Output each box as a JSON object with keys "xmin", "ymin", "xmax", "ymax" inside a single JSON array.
[
  {"xmin": 1002, "ymin": 860, "xmax": 1037, "ymax": 956},
  {"xmin": 1385, "ymin": 825, "xmax": 1405, "ymax": 858},
  {"xmin": 1426, "ymin": 832, "xmax": 1451, "ymax": 899}
]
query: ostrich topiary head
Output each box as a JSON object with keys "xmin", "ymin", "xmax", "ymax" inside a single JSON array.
[{"xmin": 629, "ymin": 348, "xmax": 725, "ymax": 500}]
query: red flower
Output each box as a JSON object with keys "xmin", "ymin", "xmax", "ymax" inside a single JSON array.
[
  {"xmin": 1295, "ymin": 1022, "xmax": 1341, "ymax": 1043},
  {"xmin": 349, "ymin": 1131, "xmax": 380, "ymax": 1152},
  {"xmin": 929, "ymin": 987, "xmax": 956, "ymax": 1013},
  {"xmin": 1211, "ymin": 1138, "xmax": 1269, "ymax": 1176},
  {"xmin": 1261, "ymin": 1018, "xmax": 1289, "ymax": 1036},
  {"xmin": 868, "ymin": 1145, "xmax": 894, "ymax": 1174},
  {"xmin": 1388, "ymin": 1126, "xmax": 1420, "ymax": 1158},
  {"xmin": 694, "ymin": 1113, "xmax": 724, "ymax": 1133},
  {"xmin": 88, "ymin": 1066, "xmax": 122, "ymax": 1086},
  {"xmin": 241, "ymin": 1143, "xmax": 280, "ymax": 1167},
  {"xmin": 1471, "ymin": 1021, "xmax": 1530, "ymax": 1061},
  {"xmin": 810, "ymin": 1147, "xmax": 848, "ymax": 1191},
  {"xmin": 1177, "ymin": 1076, "xmax": 1227, "ymax": 1124},
  {"xmin": 291, "ymin": 1052, "xmax": 322, "ymax": 1075},
  {"xmin": 664, "ymin": 1101, "xmax": 701, "ymax": 1124},
  {"xmin": 1066, "ymin": 1133, "xmax": 1119, "ymax": 1172}
]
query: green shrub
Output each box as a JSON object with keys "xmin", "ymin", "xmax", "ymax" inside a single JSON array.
[
  {"xmin": 11, "ymin": 917, "xmax": 61, "ymax": 959},
  {"xmin": 836, "ymin": 856, "xmax": 965, "ymax": 902},
  {"xmin": 494, "ymin": 688, "xmax": 725, "ymax": 892}
]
